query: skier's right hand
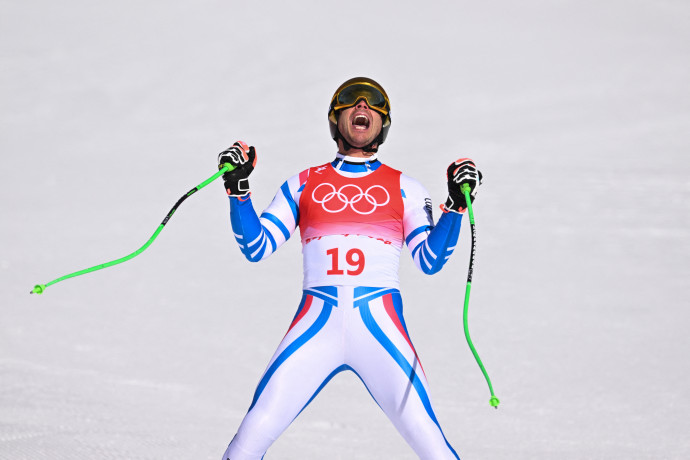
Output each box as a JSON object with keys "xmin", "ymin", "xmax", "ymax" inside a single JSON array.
[{"xmin": 218, "ymin": 141, "xmax": 257, "ymax": 196}]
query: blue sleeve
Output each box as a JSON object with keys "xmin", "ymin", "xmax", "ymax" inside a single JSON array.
[
  {"xmin": 409, "ymin": 211, "xmax": 462, "ymax": 275},
  {"xmin": 229, "ymin": 196, "xmax": 276, "ymax": 262},
  {"xmin": 228, "ymin": 174, "xmax": 302, "ymax": 262}
]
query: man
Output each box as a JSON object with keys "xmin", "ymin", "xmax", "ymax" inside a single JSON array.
[{"xmin": 217, "ymin": 77, "xmax": 480, "ymax": 459}]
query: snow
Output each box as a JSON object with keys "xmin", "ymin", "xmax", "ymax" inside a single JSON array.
[{"xmin": 1, "ymin": 0, "xmax": 689, "ymax": 458}]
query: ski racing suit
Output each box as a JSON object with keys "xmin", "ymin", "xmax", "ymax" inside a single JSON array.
[{"xmin": 222, "ymin": 154, "xmax": 463, "ymax": 460}]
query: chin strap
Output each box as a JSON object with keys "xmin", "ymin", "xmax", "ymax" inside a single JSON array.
[
  {"xmin": 336, "ymin": 130, "xmax": 380, "ymax": 154},
  {"xmin": 363, "ymin": 144, "xmax": 379, "ymax": 154}
]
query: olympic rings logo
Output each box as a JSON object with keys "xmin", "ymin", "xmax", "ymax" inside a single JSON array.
[{"xmin": 311, "ymin": 183, "xmax": 390, "ymax": 215}]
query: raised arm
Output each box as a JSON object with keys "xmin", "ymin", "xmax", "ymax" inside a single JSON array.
[
  {"xmin": 403, "ymin": 159, "xmax": 481, "ymax": 274},
  {"xmin": 218, "ymin": 141, "xmax": 304, "ymax": 262}
]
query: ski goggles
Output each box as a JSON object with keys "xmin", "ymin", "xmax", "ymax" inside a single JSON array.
[{"xmin": 329, "ymin": 82, "xmax": 391, "ymax": 117}]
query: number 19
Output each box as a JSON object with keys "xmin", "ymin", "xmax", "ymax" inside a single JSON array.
[{"xmin": 326, "ymin": 248, "xmax": 365, "ymax": 276}]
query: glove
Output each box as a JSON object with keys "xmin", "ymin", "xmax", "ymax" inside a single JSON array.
[
  {"xmin": 218, "ymin": 141, "xmax": 257, "ymax": 196},
  {"xmin": 443, "ymin": 158, "xmax": 482, "ymax": 213}
]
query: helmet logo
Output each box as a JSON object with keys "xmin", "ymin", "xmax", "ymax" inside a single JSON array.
[{"xmin": 311, "ymin": 183, "xmax": 390, "ymax": 215}]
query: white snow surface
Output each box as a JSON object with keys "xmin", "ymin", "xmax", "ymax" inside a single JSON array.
[{"xmin": 1, "ymin": 1, "xmax": 689, "ymax": 459}]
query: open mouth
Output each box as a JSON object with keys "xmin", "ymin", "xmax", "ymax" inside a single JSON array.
[{"xmin": 352, "ymin": 114, "xmax": 370, "ymax": 130}]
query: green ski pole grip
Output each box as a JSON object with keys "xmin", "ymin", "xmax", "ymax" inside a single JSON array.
[{"xmin": 30, "ymin": 164, "xmax": 235, "ymax": 295}]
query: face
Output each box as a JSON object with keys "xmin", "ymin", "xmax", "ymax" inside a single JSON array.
[{"xmin": 337, "ymin": 99, "xmax": 384, "ymax": 153}]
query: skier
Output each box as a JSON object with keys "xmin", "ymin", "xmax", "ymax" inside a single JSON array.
[{"xmin": 218, "ymin": 77, "xmax": 481, "ymax": 459}]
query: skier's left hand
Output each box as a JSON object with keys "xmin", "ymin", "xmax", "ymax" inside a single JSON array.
[{"xmin": 443, "ymin": 158, "xmax": 482, "ymax": 213}]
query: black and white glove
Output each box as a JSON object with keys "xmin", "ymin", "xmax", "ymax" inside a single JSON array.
[
  {"xmin": 217, "ymin": 141, "xmax": 257, "ymax": 196},
  {"xmin": 443, "ymin": 158, "xmax": 482, "ymax": 213}
]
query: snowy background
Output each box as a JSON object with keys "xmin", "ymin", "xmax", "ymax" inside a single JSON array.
[{"xmin": 1, "ymin": 1, "xmax": 689, "ymax": 459}]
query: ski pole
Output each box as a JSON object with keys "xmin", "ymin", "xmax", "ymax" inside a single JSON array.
[
  {"xmin": 461, "ymin": 183, "xmax": 500, "ymax": 408},
  {"xmin": 30, "ymin": 164, "xmax": 235, "ymax": 295}
]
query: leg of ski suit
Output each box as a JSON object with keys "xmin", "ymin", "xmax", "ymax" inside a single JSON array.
[{"xmin": 222, "ymin": 287, "xmax": 459, "ymax": 460}]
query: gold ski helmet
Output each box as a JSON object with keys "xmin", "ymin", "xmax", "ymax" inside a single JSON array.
[{"xmin": 328, "ymin": 77, "xmax": 391, "ymax": 146}]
